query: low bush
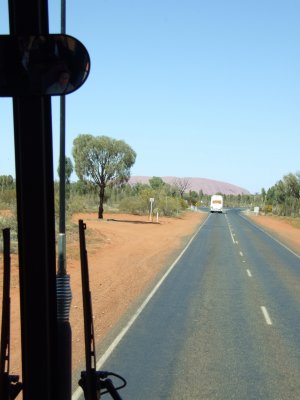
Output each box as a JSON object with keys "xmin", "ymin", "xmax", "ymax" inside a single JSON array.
[
  {"xmin": 262, "ymin": 204, "xmax": 273, "ymax": 214},
  {"xmin": 119, "ymin": 196, "xmax": 148, "ymax": 215},
  {"xmin": 66, "ymin": 193, "xmax": 99, "ymax": 215},
  {"xmin": 0, "ymin": 189, "xmax": 16, "ymax": 209}
]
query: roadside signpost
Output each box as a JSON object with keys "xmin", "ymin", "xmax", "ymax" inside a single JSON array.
[{"xmin": 149, "ymin": 198, "xmax": 154, "ymax": 222}]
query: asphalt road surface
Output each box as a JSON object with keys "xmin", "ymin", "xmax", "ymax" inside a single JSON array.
[{"xmin": 76, "ymin": 209, "xmax": 300, "ymax": 399}]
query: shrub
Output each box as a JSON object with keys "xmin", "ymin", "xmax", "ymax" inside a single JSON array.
[
  {"xmin": 0, "ymin": 189, "xmax": 16, "ymax": 209},
  {"xmin": 119, "ymin": 195, "xmax": 187, "ymax": 217},
  {"xmin": 66, "ymin": 193, "xmax": 98, "ymax": 215},
  {"xmin": 262, "ymin": 204, "xmax": 273, "ymax": 214},
  {"xmin": 157, "ymin": 197, "xmax": 183, "ymax": 217},
  {"xmin": 119, "ymin": 196, "xmax": 148, "ymax": 215}
]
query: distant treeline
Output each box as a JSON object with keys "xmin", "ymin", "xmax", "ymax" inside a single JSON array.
[
  {"xmin": 261, "ymin": 172, "xmax": 300, "ymax": 217},
  {"xmin": 1, "ymin": 172, "xmax": 300, "ymax": 218}
]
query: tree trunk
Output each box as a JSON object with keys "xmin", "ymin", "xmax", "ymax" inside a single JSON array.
[{"xmin": 98, "ymin": 184, "xmax": 105, "ymax": 219}]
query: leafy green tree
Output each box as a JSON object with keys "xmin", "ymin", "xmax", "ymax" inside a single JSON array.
[
  {"xmin": 131, "ymin": 182, "xmax": 149, "ymax": 196},
  {"xmin": 149, "ymin": 176, "xmax": 165, "ymax": 190},
  {"xmin": 275, "ymin": 180, "xmax": 287, "ymax": 204},
  {"xmin": 72, "ymin": 134, "xmax": 136, "ymax": 218},
  {"xmin": 184, "ymin": 190, "xmax": 199, "ymax": 206},
  {"xmin": 266, "ymin": 186, "xmax": 275, "ymax": 203},
  {"xmin": 261, "ymin": 188, "xmax": 266, "ymax": 202},
  {"xmin": 0, "ymin": 175, "xmax": 14, "ymax": 191},
  {"xmin": 57, "ymin": 156, "xmax": 74, "ymax": 184},
  {"xmin": 282, "ymin": 173, "xmax": 300, "ymax": 198}
]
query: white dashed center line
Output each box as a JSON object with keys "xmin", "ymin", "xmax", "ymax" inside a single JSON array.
[
  {"xmin": 261, "ymin": 306, "xmax": 272, "ymax": 325},
  {"xmin": 247, "ymin": 269, "xmax": 252, "ymax": 277},
  {"xmin": 225, "ymin": 215, "xmax": 237, "ymax": 244}
]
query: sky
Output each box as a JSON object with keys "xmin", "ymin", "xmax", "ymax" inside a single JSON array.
[{"xmin": 0, "ymin": 0, "xmax": 299, "ymax": 194}]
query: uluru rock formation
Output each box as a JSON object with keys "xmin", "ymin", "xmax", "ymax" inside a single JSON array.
[{"xmin": 129, "ymin": 176, "xmax": 250, "ymax": 195}]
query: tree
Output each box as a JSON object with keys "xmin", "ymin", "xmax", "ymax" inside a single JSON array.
[
  {"xmin": 261, "ymin": 188, "xmax": 266, "ymax": 203},
  {"xmin": 173, "ymin": 178, "xmax": 190, "ymax": 198},
  {"xmin": 149, "ymin": 176, "xmax": 165, "ymax": 190},
  {"xmin": 185, "ymin": 190, "xmax": 199, "ymax": 206},
  {"xmin": 57, "ymin": 156, "xmax": 73, "ymax": 184},
  {"xmin": 282, "ymin": 173, "xmax": 300, "ymax": 199},
  {"xmin": 0, "ymin": 175, "xmax": 14, "ymax": 191},
  {"xmin": 72, "ymin": 134, "xmax": 136, "ymax": 218}
]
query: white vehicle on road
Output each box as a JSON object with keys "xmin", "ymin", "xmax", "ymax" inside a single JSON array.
[{"xmin": 210, "ymin": 194, "xmax": 223, "ymax": 213}]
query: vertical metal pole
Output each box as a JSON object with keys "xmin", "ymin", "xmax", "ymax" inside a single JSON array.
[
  {"xmin": 56, "ymin": 0, "xmax": 72, "ymax": 399},
  {"xmin": 59, "ymin": 0, "xmax": 66, "ymax": 242},
  {"xmin": 57, "ymin": 0, "xmax": 66, "ymax": 275}
]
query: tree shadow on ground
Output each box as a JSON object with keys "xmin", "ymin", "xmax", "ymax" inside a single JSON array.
[{"xmin": 107, "ymin": 218, "xmax": 160, "ymax": 225}]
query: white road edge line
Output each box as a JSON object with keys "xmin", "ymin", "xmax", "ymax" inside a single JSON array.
[
  {"xmin": 240, "ymin": 213, "xmax": 300, "ymax": 259},
  {"xmin": 261, "ymin": 306, "xmax": 272, "ymax": 325},
  {"xmin": 72, "ymin": 213, "xmax": 209, "ymax": 400},
  {"xmin": 247, "ymin": 269, "xmax": 252, "ymax": 277}
]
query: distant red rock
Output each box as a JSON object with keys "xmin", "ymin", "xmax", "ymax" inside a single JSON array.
[{"xmin": 129, "ymin": 176, "xmax": 250, "ymax": 195}]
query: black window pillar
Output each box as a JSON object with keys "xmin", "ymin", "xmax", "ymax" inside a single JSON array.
[{"xmin": 8, "ymin": 1, "xmax": 58, "ymax": 399}]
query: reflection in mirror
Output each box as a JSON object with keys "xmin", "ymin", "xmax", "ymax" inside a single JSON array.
[{"xmin": 0, "ymin": 34, "xmax": 90, "ymax": 97}]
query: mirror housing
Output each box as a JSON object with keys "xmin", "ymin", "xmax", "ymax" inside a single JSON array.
[{"xmin": 0, "ymin": 34, "xmax": 90, "ymax": 96}]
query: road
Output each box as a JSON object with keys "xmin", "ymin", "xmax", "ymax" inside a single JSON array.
[{"xmin": 76, "ymin": 209, "xmax": 300, "ymax": 399}]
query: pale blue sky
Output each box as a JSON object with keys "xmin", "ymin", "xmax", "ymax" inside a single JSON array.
[{"xmin": 0, "ymin": 1, "xmax": 299, "ymax": 194}]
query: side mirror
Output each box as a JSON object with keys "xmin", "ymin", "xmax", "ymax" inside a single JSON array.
[{"xmin": 0, "ymin": 34, "xmax": 90, "ymax": 97}]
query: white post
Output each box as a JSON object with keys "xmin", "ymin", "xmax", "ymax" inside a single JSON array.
[{"xmin": 149, "ymin": 198, "xmax": 154, "ymax": 222}]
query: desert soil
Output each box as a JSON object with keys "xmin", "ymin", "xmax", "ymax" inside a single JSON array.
[{"xmin": 1, "ymin": 210, "xmax": 300, "ymax": 384}]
